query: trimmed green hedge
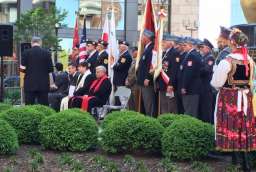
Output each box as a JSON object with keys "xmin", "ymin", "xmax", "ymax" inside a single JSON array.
[
  {"xmin": 39, "ymin": 110, "xmax": 98, "ymax": 151},
  {"xmin": 101, "ymin": 115, "xmax": 164, "ymax": 153},
  {"xmin": 0, "ymin": 107, "xmax": 45, "ymax": 144},
  {"xmin": 158, "ymin": 114, "xmax": 194, "ymax": 128},
  {"xmin": 161, "ymin": 118, "xmax": 214, "ymax": 160},
  {"xmin": 0, "ymin": 103, "xmax": 12, "ymax": 113},
  {"xmin": 101, "ymin": 110, "xmax": 142, "ymax": 129},
  {"xmin": 0, "ymin": 119, "xmax": 19, "ymax": 154},
  {"xmin": 27, "ymin": 104, "xmax": 56, "ymax": 116}
]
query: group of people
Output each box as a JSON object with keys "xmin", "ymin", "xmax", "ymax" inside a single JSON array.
[{"xmin": 20, "ymin": 25, "xmax": 256, "ymax": 171}]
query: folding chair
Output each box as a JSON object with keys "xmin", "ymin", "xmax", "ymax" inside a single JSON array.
[{"xmin": 92, "ymin": 86, "xmax": 131, "ymax": 120}]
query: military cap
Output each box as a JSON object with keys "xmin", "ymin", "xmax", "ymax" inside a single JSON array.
[
  {"xmin": 219, "ymin": 26, "xmax": 232, "ymax": 39},
  {"xmin": 202, "ymin": 38, "xmax": 214, "ymax": 49},
  {"xmin": 86, "ymin": 39, "xmax": 97, "ymax": 46},
  {"xmin": 184, "ymin": 37, "xmax": 196, "ymax": 44},
  {"xmin": 176, "ymin": 37, "xmax": 185, "ymax": 44},
  {"xmin": 194, "ymin": 39, "xmax": 203, "ymax": 46},
  {"xmin": 143, "ymin": 29, "xmax": 155, "ymax": 38},
  {"xmin": 118, "ymin": 40, "xmax": 130, "ymax": 46},
  {"xmin": 97, "ymin": 39, "xmax": 108, "ymax": 47},
  {"xmin": 163, "ymin": 33, "xmax": 177, "ymax": 41}
]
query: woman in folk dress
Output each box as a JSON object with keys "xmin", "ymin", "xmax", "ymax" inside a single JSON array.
[{"xmin": 211, "ymin": 28, "xmax": 256, "ymax": 172}]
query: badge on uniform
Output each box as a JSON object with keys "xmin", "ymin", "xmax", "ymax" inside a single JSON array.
[
  {"xmin": 176, "ymin": 57, "xmax": 180, "ymax": 63},
  {"xmin": 104, "ymin": 59, "xmax": 108, "ymax": 64},
  {"xmin": 180, "ymin": 65, "xmax": 183, "ymax": 70},
  {"xmin": 121, "ymin": 57, "xmax": 126, "ymax": 63},
  {"xmin": 208, "ymin": 60, "xmax": 213, "ymax": 66},
  {"xmin": 142, "ymin": 56, "xmax": 145, "ymax": 60},
  {"xmin": 187, "ymin": 61, "xmax": 193, "ymax": 67},
  {"xmin": 88, "ymin": 63, "xmax": 91, "ymax": 67}
]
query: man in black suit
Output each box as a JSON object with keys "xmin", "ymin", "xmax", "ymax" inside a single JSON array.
[
  {"xmin": 48, "ymin": 63, "xmax": 69, "ymax": 111},
  {"xmin": 199, "ymin": 39, "xmax": 215, "ymax": 123},
  {"xmin": 137, "ymin": 29, "xmax": 156, "ymax": 116},
  {"xmin": 180, "ymin": 37, "xmax": 203, "ymax": 118},
  {"xmin": 20, "ymin": 36, "xmax": 53, "ymax": 105},
  {"xmin": 86, "ymin": 40, "xmax": 98, "ymax": 74},
  {"xmin": 156, "ymin": 34, "xmax": 179, "ymax": 114},
  {"xmin": 96, "ymin": 40, "xmax": 109, "ymax": 72}
]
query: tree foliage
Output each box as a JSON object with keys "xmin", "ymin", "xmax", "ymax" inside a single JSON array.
[{"xmin": 15, "ymin": 7, "xmax": 67, "ymax": 48}]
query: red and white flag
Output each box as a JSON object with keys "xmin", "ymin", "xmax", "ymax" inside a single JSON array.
[
  {"xmin": 154, "ymin": 8, "xmax": 167, "ymax": 81},
  {"xmin": 135, "ymin": 0, "xmax": 157, "ymax": 71},
  {"xmin": 102, "ymin": 13, "xmax": 109, "ymax": 43}
]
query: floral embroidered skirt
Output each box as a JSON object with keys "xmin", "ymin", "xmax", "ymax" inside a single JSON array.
[{"xmin": 215, "ymin": 88, "xmax": 256, "ymax": 152}]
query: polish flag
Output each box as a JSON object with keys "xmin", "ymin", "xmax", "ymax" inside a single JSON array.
[{"xmin": 102, "ymin": 13, "xmax": 109, "ymax": 42}]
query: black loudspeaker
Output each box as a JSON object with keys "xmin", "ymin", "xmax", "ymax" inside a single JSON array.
[
  {"xmin": 20, "ymin": 43, "xmax": 31, "ymax": 54},
  {"xmin": 0, "ymin": 25, "xmax": 13, "ymax": 57}
]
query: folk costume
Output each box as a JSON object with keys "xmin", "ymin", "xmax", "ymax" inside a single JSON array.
[{"xmin": 211, "ymin": 28, "xmax": 256, "ymax": 171}]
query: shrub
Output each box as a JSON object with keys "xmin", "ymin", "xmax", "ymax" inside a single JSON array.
[
  {"xmin": 158, "ymin": 114, "xmax": 194, "ymax": 128},
  {"xmin": 101, "ymin": 110, "xmax": 142, "ymax": 129},
  {"xmin": 101, "ymin": 115, "xmax": 164, "ymax": 153},
  {"xmin": 27, "ymin": 104, "xmax": 56, "ymax": 116},
  {"xmin": 0, "ymin": 119, "xmax": 19, "ymax": 154},
  {"xmin": 161, "ymin": 118, "xmax": 214, "ymax": 160},
  {"xmin": 39, "ymin": 110, "xmax": 98, "ymax": 151},
  {"xmin": 1, "ymin": 107, "xmax": 45, "ymax": 144},
  {"xmin": 0, "ymin": 103, "xmax": 12, "ymax": 113}
]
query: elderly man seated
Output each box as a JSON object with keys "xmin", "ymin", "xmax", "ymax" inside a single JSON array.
[{"xmin": 77, "ymin": 66, "xmax": 112, "ymax": 113}]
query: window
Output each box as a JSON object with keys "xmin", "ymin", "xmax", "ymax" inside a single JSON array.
[
  {"xmin": 0, "ymin": 0, "xmax": 17, "ymax": 24},
  {"xmin": 138, "ymin": 0, "xmax": 170, "ymax": 31},
  {"xmin": 79, "ymin": 0, "xmax": 125, "ymax": 30}
]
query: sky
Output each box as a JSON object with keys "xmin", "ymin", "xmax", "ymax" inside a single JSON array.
[{"xmin": 199, "ymin": 0, "xmax": 231, "ymax": 46}]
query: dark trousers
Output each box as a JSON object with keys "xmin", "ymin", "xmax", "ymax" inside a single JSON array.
[
  {"xmin": 48, "ymin": 93, "xmax": 65, "ymax": 111},
  {"xmin": 25, "ymin": 91, "xmax": 49, "ymax": 106},
  {"xmin": 140, "ymin": 86, "xmax": 156, "ymax": 117},
  {"xmin": 175, "ymin": 91, "xmax": 184, "ymax": 114},
  {"xmin": 182, "ymin": 94, "xmax": 199, "ymax": 118},
  {"xmin": 70, "ymin": 96, "xmax": 102, "ymax": 114},
  {"xmin": 159, "ymin": 91, "xmax": 177, "ymax": 114},
  {"xmin": 199, "ymin": 90, "xmax": 214, "ymax": 123}
]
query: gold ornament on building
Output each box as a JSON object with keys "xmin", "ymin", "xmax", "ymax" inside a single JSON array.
[{"xmin": 240, "ymin": 0, "xmax": 256, "ymax": 23}]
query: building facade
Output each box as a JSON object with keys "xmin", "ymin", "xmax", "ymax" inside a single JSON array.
[{"xmin": 0, "ymin": 0, "xmax": 199, "ymax": 50}]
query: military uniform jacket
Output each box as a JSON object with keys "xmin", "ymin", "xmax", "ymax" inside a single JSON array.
[
  {"xmin": 157, "ymin": 48, "xmax": 182, "ymax": 91},
  {"xmin": 86, "ymin": 50, "xmax": 99, "ymax": 74},
  {"xmin": 200, "ymin": 52, "xmax": 215, "ymax": 91},
  {"xmin": 96, "ymin": 50, "xmax": 109, "ymax": 71},
  {"xmin": 215, "ymin": 46, "xmax": 231, "ymax": 65},
  {"xmin": 113, "ymin": 50, "xmax": 132, "ymax": 86},
  {"xmin": 180, "ymin": 49, "xmax": 202, "ymax": 95},
  {"xmin": 137, "ymin": 43, "xmax": 154, "ymax": 86},
  {"xmin": 176, "ymin": 51, "xmax": 187, "ymax": 91},
  {"xmin": 21, "ymin": 46, "xmax": 53, "ymax": 92}
]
